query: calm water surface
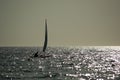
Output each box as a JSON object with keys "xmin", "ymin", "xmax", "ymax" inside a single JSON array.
[{"xmin": 0, "ymin": 47, "xmax": 120, "ymax": 80}]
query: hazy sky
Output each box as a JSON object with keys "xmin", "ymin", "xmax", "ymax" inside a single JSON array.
[{"xmin": 0, "ymin": 0, "xmax": 120, "ymax": 46}]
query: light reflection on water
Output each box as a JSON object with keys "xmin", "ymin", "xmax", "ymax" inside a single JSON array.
[{"xmin": 0, "ymin": 47, "xmax": 120, "ymax": 80}]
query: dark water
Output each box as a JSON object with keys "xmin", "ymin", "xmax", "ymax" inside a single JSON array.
[{"xmin": 0, "ymin": 47, "xmax": 120, "ymax": 80}]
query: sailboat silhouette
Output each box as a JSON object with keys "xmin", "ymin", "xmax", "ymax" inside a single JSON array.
[
  {"xmin": 43, "ymin": 19, "xmax": 48, "ymax": 52},
  {"xmin": 33, "ymin": 19, "xmax": 49, "ymax": 58}
]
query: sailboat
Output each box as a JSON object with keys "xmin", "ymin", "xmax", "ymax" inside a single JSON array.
[
  {"xmin": 43, "ymin": 19, "xmax": 48, "ymax": 52},
  {"xmin": 33, "ymin": 19, "xmax": 50, "ymax": 58}
]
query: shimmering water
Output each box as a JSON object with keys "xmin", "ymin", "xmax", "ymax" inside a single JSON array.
[{"xmin": 0, "ymin": 47, "xmax": 120, "ymax": 80}]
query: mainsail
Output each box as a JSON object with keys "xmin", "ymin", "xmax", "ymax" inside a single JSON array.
[{"xmin": 42, "ymin": 19, "xmax": 48, "ymax": 52}]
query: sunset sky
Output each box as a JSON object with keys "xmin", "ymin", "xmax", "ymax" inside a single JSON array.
[{"xmin": 0, "ymin": 0, "xmax": 120, "ymax": 46}]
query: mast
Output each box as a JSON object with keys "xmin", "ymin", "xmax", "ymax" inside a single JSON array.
[{"xmin": 42, "ymin": 19, "xmax": 48, "ymax": 52}]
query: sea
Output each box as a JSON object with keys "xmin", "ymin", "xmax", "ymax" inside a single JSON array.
[{"xmin": 0, "ymin": 47, "xmax": 120, "ymax": 80}]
